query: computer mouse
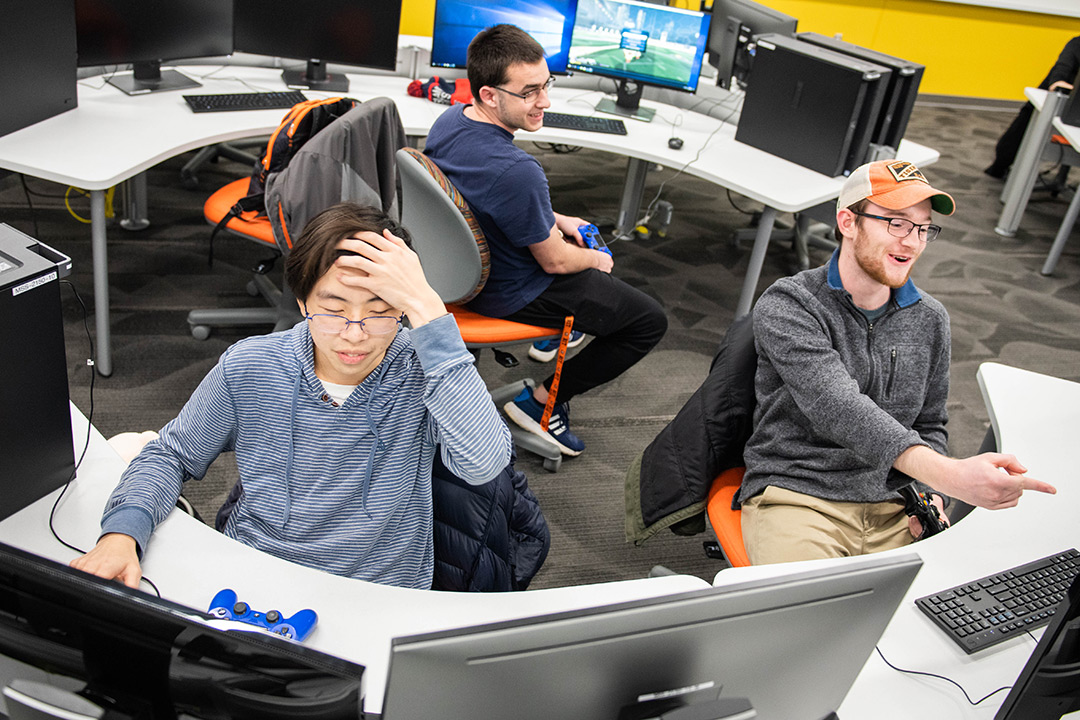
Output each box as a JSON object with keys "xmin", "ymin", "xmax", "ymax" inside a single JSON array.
[{"xmin": 668, "ymin": 137, "xmax": 684, "ymax": 150}]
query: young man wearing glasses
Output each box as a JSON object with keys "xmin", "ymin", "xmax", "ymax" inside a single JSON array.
[
  {"xmin": 72, "ymin": 204, "xmax": 513, "ymax": 589},
  {"xmin": 423, "ymin": 23, "xmax": 667, "ymax": 458},
  {"xmin": 734, "ymin": 160, "xmax": 1055, "ymax": 564}
]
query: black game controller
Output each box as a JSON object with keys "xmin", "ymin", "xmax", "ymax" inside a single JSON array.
[{"xmin": 898, "ymin": 484, "xmax": 947, "ymax": 539}]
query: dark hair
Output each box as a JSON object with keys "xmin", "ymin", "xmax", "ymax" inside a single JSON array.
[
  {"xmin": 834, "ymin": 198, "xmax": 870, "ymax": 244},
  {"xmin": 466, "ymin": 24, "xmax": 545, "ymax": 99},
  {"xmin": 285, "ymin": 203, "xmax": 413, "ymax": 302}
]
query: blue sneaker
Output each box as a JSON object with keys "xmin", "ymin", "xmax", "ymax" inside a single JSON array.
[
  {"xmin": 528, "ymin": 330, "xmax": 586, "ymax": 362},
  {"xmin": 503, "ymin": 388, "xmax": 585, "ymax": 456}
]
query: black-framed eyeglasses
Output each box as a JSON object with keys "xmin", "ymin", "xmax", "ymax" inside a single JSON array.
[
  {"xmin": 303, "ymin": 303, "xmax": 404, "ymax": 336},
  {"xmin": 492, "ymin": 76, "xmax": 555, "ymax": 103},
  {"xmin": 851, "ymin": 211, "xmax": 942, "ymax": 243}
]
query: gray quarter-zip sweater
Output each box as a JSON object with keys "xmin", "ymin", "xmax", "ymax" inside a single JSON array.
[{"xmin": 737, "ymin": 250, "xmax": 950, "ymax": 507}]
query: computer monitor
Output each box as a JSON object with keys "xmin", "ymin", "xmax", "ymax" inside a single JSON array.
[
  {"xmin": 995, "ymin": 572, "xmax": 1080, "ymax": 720},
  {"xmin": 566, "ymin": 0, "xmax": 712, "ymax": 122},
  {"xmin": 430, "ymin": 0, "xmax": 579, "ymax": 74},
  {"xmin": 74, "ymin": 0, "xmax": 233, "ymax": 95},
  {"xmin": 708, "ymin": 0, "xmax": 797, "ymax": 90},
  {"xmin": 233, "ymin": 0, "xmax": 403, "ymax": 93},
  {"xmin": 0, "ymin": 542, "xmax": 365, "ymax": 720},
  {"xmin": 381, "ymin": 553, "xmax": 922, "ymax": 720}
]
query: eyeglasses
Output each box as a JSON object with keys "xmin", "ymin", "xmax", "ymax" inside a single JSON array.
[
  {"xmin": 492, "ymin": 76, "xmax": 555, "ymax": 103},
  {"xmin": 303, "ymin": 304, "xmax": 404, "ymax": 336},
  {"xmin": 851, "ymin": 211, "xmax": 942, "ymax": 243}
]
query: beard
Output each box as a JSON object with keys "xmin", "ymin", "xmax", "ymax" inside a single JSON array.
[{"xmin": 851, "ymin": 232, "xmax": 916, "ymax": 289}]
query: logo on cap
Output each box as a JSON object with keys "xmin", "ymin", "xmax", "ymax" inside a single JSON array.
[{"xmin": 885, "ymin": 161, "xmax": 927, "ymax": 184}]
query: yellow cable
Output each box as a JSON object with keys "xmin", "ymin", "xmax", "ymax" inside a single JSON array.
[{"xmin": 65, "ymin": 186, "xmax": 116, "ymax": 223}]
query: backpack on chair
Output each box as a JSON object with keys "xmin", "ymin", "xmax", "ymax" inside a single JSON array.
[{"xmin": 207, "ymin": 96, "xmax": 360, "ymax": 258}]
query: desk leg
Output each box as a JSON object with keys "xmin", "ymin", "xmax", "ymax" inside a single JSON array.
[
  {"xmin": 996, "ymin": 92, "xmax": 1065, "ymax": 237},
  {"xmin": 1041, "ymin": 184, "xmax": 1080, "ymax": 275},
  {"xmin": 91, "ymin": 189, "xmax": 113, "ymax": 377},
  {"xmin": 735, "ymin": 206, "xmax": 778, "ymax": 318},
  {"xmin": 119, "ymin": 173, "xmax": 149, "ymax": 231},
  {"xmin": 615, "ymin": 158, "xmax": 649, "ymax": 237}
]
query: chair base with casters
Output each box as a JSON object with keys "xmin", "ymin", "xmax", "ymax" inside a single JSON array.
[
  {"xmin": 447, "ymin": 305, "xmax": 564, "ymax": 473},
  {"xmin": 705, "ymin": 466, "xmax": 750, "ymax": 568},
  {"xmin": 187, "ymin": 177, "xmax": 300, "ymax": 340}
]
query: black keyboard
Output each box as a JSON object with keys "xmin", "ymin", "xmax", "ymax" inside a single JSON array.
[
  {"xmin": 542, "ymin": 111, "xmax": 627, "ymax": 135},
  {"xmin": 915, "ymin": 548, "xmax": 1080, "ymax": 654},
  {"xmin": 183, "ymin": 90, "xmax": 308, "ymax": 113}
]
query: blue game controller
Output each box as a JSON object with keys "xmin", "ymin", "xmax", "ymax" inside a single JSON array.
[
  {"xmin": 578, "ymin": 223, "xmax": 611, "ymax": 256},
  {"xmin": 208, "ymin": 589, "xmax": 318, "ymax": 642}
]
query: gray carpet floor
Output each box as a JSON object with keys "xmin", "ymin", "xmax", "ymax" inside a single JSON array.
[{"xmin": 3, "ymin": 98, "xmax": 1078, "ymax": 589}]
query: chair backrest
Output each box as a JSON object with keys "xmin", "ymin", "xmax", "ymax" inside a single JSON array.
[
  {"xmin": 265, "ymin": 97, "xmax": 408, "ymax": 254},
  {"xmin": 396, "ymin": 146, "xmax": 489, "ymax": 305}
]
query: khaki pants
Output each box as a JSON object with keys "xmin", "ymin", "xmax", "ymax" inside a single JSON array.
[{"xmin": 741, "ymin": 486, "xmax": 913, "ymax": 565}]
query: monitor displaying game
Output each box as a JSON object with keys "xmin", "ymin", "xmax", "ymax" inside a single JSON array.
[{"xmin": 567, "ymin": 0, "xmax": 711, "ymax": 121}]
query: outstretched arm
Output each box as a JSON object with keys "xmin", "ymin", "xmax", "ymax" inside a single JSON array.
[{"xmin": 894, "ymin": 445, "xmax": 1056, "ymax": 509}]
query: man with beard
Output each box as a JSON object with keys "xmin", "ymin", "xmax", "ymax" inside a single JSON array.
[
  {"xmin": 423, "ymin": 23, "xmax": 667, "ymax": 459},
  {"xmin": 734, "ymin": 160, "xmax": 1055, "ymax": 564}
]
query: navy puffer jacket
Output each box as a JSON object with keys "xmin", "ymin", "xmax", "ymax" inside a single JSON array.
[{"xmin": 432, "ymin": 449, "xmax": 550, "ymax": 592}]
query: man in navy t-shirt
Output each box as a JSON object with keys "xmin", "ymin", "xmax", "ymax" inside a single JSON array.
[{"xmin": 424, "ymin": 24, "xmax": 667, "ymax": 457}]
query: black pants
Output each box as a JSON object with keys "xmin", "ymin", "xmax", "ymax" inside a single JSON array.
[
  {"xmin": 987, "ymin": 102, "xmax": 1035, "ymax": 176},
  {"xmin": 505, "ymin": 269, "xmax": 667, "ymax": 403}
]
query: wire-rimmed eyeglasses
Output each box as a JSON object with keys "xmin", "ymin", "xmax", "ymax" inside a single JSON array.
[
  {"xmin": 492, "ymin": 76, "xmax": 555, "ymax": 103},
  {"xmin": 303, "ymin": 304, "xmax": 404, "ymax": 335},
  {"xmin": 851, "ymin": 210, "xmax": 942, "ymax": 243}
]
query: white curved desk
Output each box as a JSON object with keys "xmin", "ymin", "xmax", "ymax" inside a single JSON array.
[
  {"xmin": 0, "ymin": 406, "xmax": 709, "ymax": 714},
  {"xmin": 0, "ymin": 64, "xmax": 938, "ymax": 374},
  {"xmin": 710, "ymin": 362, "xmax": 1080, "ymax": 718},
  {"xmin": 2, "ymin": 362, "xmax": 1073, "ymax": 717}
]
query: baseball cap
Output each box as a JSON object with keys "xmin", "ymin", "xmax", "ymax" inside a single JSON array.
[{"xmin": 837, "ymin": 160, "xmax": 955, "ymax": 216}]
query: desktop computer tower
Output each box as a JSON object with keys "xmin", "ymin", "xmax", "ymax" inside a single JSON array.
[
  {"xmin": 797, "ymin": 32, "xmax": 924, "ymax": 151},
  {"xmin": 0, "ymin": 225, "xmax": 75, "ymax": 522},
  {"xmin": 0, "ymin": 0, "xmax": 78, "ymax": 138},
  {"xmin": 735, "ymin": 34, "xmax": 891, "ymax": 177}
]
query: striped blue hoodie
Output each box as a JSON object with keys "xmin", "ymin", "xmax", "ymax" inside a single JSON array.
[{"xmin": 100, "ymin": 313, "xmax": 513, "ymax": 589}]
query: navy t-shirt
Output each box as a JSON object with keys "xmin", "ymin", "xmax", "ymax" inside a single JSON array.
[{"xmin": 424, "ymin": 104, "xmax": 556, "ymax": 317}]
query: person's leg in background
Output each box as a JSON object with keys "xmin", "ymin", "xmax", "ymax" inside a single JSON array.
[
  {"xmin": 985, "ymin": 102, "xmax": 1035, "ymax": 179},
  {"xmin": 503, "ymin": 269, "xmax": 667, "ymax": 455}
]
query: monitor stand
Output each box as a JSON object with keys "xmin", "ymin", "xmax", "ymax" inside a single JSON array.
[
  {"xmin": 595, "ymin": 79, "xmax": 655, "ymax": 123},
  {"xmin": 282, "ymin": 59, "xmax": 350, "ymax": 92},
  {"xmin": 106, "ymin": 61, "xmax": 201, "ymax": 95}
]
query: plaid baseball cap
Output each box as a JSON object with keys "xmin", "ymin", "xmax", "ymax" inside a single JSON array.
[{"xmin": 837, "ymin": 160, "xmax": 955, "ymax": 216}]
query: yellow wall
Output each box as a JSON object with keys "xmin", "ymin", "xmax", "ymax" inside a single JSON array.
[{"xmin": 399, "ymin": 0, "xmax": 1080, "ymax": 100}]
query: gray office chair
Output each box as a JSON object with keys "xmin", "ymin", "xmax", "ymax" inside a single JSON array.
[
  {"xmin": 396, "ymin": 147, "xmax": 567, "ymax": 472},
  {"xmin": 187, "ymin": 98, "xmax": 407, "ymax": 339}
]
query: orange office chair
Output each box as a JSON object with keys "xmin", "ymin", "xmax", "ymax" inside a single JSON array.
[
  {"xmin": 396, "ymin": 146, "xmax": 573, "ymax": 472},
  {"xmin": 706, "ymin": 466, "xmax": 751, "ymax": 567}
]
